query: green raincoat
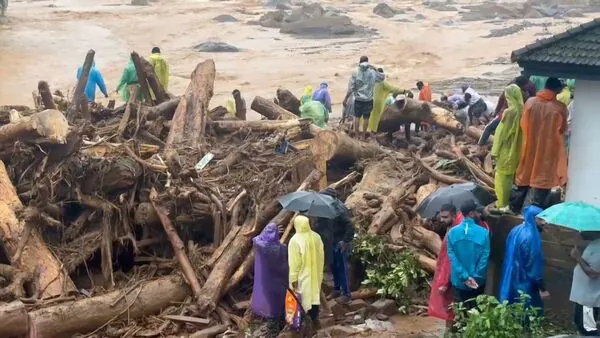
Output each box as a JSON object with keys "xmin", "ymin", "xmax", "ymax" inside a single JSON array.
[
  {"xmin": 367, "ymin": 81, "xmax": 404, "ymax": 132},
  {"xmin": 116, "ymin": 59, "xmax": 140, "ymax": 102},
  {"xmin": 492, "ymin": 84, "xmax": 524, "ymax": 208},
  {"xmin": 299, "ymin": 100, "xmax": 327, "ymax": 128}
]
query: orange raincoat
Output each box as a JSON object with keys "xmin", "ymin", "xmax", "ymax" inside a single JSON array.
[
  {"xmin": 418, "ymin": 83, "xmax": 432, "ymax": 102},
  {"xmin": 515, "ymin": 90, "xmax": 568, "ymax": 189}
]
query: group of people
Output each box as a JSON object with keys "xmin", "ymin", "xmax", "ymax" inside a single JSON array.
[
  {"xmin": 250, "ymin": 188, "xmax": 355, "ymax": 337},
  {"xmin": 76, "ymin": 47, "xmax": 170, "ymax": 103}
]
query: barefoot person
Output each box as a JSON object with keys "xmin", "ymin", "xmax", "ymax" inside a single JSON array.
[{"xmin": 343, "ymin": 56, "xmax": 385, "ymax": 138}]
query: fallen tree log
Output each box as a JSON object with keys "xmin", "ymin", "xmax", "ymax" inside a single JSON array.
[
  {"xmin": 67, "ymin": 49, "xmax": 94, "ymax": 120},
  {"xmin": 0, "ymin": 161, "xmax": 76, "ymax": 298},
  {"xmin": 211, "ymin": 119, "xmax": 313, "ymax": 133},
  {"xmin": 0, "ymin": 109, "xmax": 69, "ymax": 145},
  {"xmin": 197, "ymin": 169, "xmax": 321, "ymax": 314},
  {"xmin": 415, "ymin": 183, "xmax": 438, "ymax": 207},
  {"xmin": 0, "ymin": 301, "xmax": 28, "ymax": 337},
  {"xmin": 379, "ymin": 99, "xmax": 462, "ymax": 136},
  {"xmin": 141, "ymin": 56, "xmax": 168, "ymax": 104},
  {"xmin": 275, "ymin": 88, "xmax": 301, "ymax": 116},
  {"xmin": 310, "ymin": 130, "xmax": 383, "ymax": 165},
  {"xmin": 131, "ymin": 51, "xmax": 153, "ymax": 104},
  {"xmin": 345, "ymin": 159, "xmax": 405, "ymax": 214},
  {"xmin": 37, "ymin": 81, "xmax": 57, "ymax": 110},
  {"xmin": 416, "ymin": 253, "xmax": 437, "ymax": 274},
  {"xmin": 144, "ymin": 97, "xmax": 181, "ymax": 121},
  {"xmin": 164, "ymin": 59, "xmax": 216, "ymax": 161},
  {"xmin": 251, "ymin": 96, "xmax": 297, "ymax": 120}
]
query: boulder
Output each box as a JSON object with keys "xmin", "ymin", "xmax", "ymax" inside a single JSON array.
[
  {"xmin": 194, "ymin": 41, "xmax": 240, "ymax": 53},
  {"xmin": 280, "ymin": 15, "xmax": 358, "ymax": 37},
  {"xmin": 373, "ymin": 3, "xmax": 401, "ymax": 18},
  {"xmin": 347, "ymin": 299, "xmax": 369, "ymax": 312},
  {"xmin": 258, "ymin": 10, "xmax": 286, "ymax": 28},
  {"xmin": 213, "ymin": 14, "xmax": 238, "ymax": 22},
  {"xmin": 131, "ymin": 0, "xmax": 149, "ymax": 5},
  {"xmin": 371, "ymin": 298, "xmax": 398, "ymax": 316}
]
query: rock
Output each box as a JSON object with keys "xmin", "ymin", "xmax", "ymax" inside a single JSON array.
[
  {"xmin": 371, "ymin": 299, "xmax": 398, "ymax": 316},
  {"xmin": 353, "ymin": 314, "xmax": 365, "ymax": 325},
  {"xmin": 276, "ymin": 3, "xmax": 291, "ymax": 10},
  {"xmin": 328, "ymin": 299, "xmax": 346, "ymax": 318},
  {"xmin": 415, "ymin": 14, "xmax": 427, "ymax": 20},
  {"xmin": 131, "ymin": 0, "xmax": 149, "ymax": 5},
  {"xmin": 280, "ymin": 15, "xmax": 358, "ymax": 37},
  {"xmin": 326, "ymin": 325, "xmax": 358, "ymax": 336},
  {"xmin": 258, "ymin": 10, "xmax": 286, "ymax": 28},
  {"xmin": 285, "ymin": 3, "xmax": 325, "ymax": 23},
  {"xmin": 320, "ymin": 315, "xmax": 336, "ymax": 328},
  {"xmin": 194, "ymin": 41, "xmax": 240, "ymax": 53},
  {"xmin": 564, "ymin": 8, "xmax": 584, "ymax": 17},
  {"xmin": 213, "ymin": 14, "xmax": 238, "ymax": 22},
  {"xmin": 347, "ymin": 299, "xmax": 369, "ymax": 312},
  {"xmin": 373, "ymin": 3, "xmax": 401, "ymax": 18},
  {"xmin": 424, "ymin": 1, "xmax": 457, "ymax": 12},
  {"xmin": 375, "ymin": 313, "xmax": 389, "ymax": 321}
]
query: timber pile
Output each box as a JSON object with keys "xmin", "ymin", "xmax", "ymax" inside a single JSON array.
[{"xmin": 0, "ymin": 50, "xmax": 496, "ymax": 337}]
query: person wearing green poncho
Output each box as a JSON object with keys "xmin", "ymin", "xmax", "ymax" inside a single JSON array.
[
  {"xmin": 115, "ymin": 59, "xmax": 141, "ymax": 102},
  {"xmin": 491, "ymin": 84, "xmax": 524, "ymax": 211},
  {"xmin": 299, "ymin": 95, "xmax": 328, "ymax": 128},
  {"xmin": 367, "ymin": 68, "xmax": 407, "ymax": 133}
]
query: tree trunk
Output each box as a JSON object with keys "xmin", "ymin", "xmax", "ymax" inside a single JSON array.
[
  {"xmin": 310, "ymin": 130, "xmax": 383, "ymax": 165},
  {"xmin": 196, "ymin": 170, "xmax": 321, "ymax": 314},
  {"xmin": 211, "ymin": 119, "xmax": 312, "ymax": 133},
  {"xmin": 379, "ymin": 99, "xmax": 462, "ymax": 133},
  {"xmin": 251, "ymin": 96, "xmax": 297, "ymax": 120},
  {"xmin": 0, "ymin": 109, "xmax": 69, "ymax": 145},
  {"xmin": 144, "ymin": 97, "xmax": 181, "ymax": 121},
  {"xmin": 37, "ymin": 81, "xmax": 57, "ymax": 110},
  {"xmin": 68, "ymin": 49, "xmax": 94, "ymax": 120},
  {"xmin": 466, "ymin": 126, "xmax": 492, "ymax": 143},
  {"xmin": 0, "ymin": 161, "xmax": 76, "ymax": 298},
  {"xmin": 164, "ymin": 60, "xmax": 215, "ymax": 160},
  {"xmin": 368, "ymin": 184, "xmax": 411, "ymax": 235},
  {"xmin": 131, "ymin": 51, "xmax": 153, "ymax": 104},
  {"xmin": 233, "ymin": 90, "xmax": 247, "ymax": 120},
  {"xmin": 276, "ymin": 88, "xmax": 301, "ymax": 116},
  {"xmin": 416, "ymin": 253, "xmax": 437, "ymax": 274},
  {"xmin": 345, "ymin": 159, "xmax": 405, "ymax": 214},
  {"xmin": 0, "ymin": 301, "xmax": 28, "ymax": 337},
  {"xmin": 141, "ymin": 57, "xmax": 168, "ymax": 104},
  {"xmin": 415, "ymin": 183, "xmax": 438, "ymax": 207},
  {"xmin": 20, "ymin": 276, "xmax": 189, "ymax": 338}
]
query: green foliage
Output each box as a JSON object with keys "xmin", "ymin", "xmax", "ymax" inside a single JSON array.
[
  {"xmin": 352, "ymin": 233, "xmax": 427, "ymax": 305},
  {"xmin": 452, "ymin": 293, "xmax": 544, "ymax": 338}
]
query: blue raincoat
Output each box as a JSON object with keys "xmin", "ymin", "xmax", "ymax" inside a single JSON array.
[
  {"xmin": 77, "ymin": 63, "xmax": 108, "ymax": 102},
  {"xmin": 499, "ymin": 206, "xmax": 545, "ymax": 309},
  {"xmin": 447, "ymin": 217, "xmax": 491, "ymax": 290}
]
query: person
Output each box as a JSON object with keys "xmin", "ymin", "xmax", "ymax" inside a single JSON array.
[
  {"xmin": 462, "ymin": 85, "xmax": 487, "ymax": 126},
  {"xmin": 313, "ymin": 188, "xmax": 355, "ymax": 304},
  {"xmin": 300, "ymin": 85, "xmax": 313, "ymax": 104},
  {"xmin": 343, "ymin": 56, "xmax": 385, "ymax": 138},
  {"xmin": 116, "ymin": 58, "xmax": 140, "ymax": 102},
  {"xmin": 368, "ymin": 68, "xmax": 407, "ymax": 133},
  {"xmin": 251, "ymin": 223, "xmax": 288, "ymax": 337},
  {"xmin": 417, "ymin": 81, "xmax": 432, "ymax": 102},
  {"xmin": 479, "ymin": 76, "xmax": 536, "ymax": 145},
  {"xmin": 1, "ymin": 0, "xmax": 7, "ymax": 17},
  {"xmin": 529, "ymin": 75, "xmax": 548, "ymax": 93},
  {"xmin": 441, "ymin": 93, "xmax": 469, "ymax": 126},
  {"xmin": 499, "ymin": 206, "xmax": 548, "ymax": 311},
  {"xmin": 514, "ymin": 77, "xmax": 568, "ymax": 211},
  {"xmin": 491, "ymin": 84, "xmax": 525, "ymax": 211},
  {"xmin": 288, "ymin": 215, "xmax": 325, "ymax": 328},
  {"xmin": 148, "ymin": 47, "xmax": 169, "ymax": 91},
  {"xmin": 76, "ymin": 62, "xmax": 108, "ymax": 103},
  {"xmin": 299, "ymin": 95, "xmax": 328, "ymax": 128},
  {"xmin": 447, "ymin": 200, "xmax": 491, "ymax": 310},
  {"xmin": 570, "ymin": 234, "xmax": 600, "ymax": 336},
  {"xmin": 312, "ymin": 82, "xmax": 332, "ymax": 114}
]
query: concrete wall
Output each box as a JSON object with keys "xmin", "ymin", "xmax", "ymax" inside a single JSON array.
[
  {"xmin": 487, "ymin": 214, "xmax": 580, "ymax": 325},
  {"xmin": 566, "ymin": 80, "xmax": 600, "ymax": 207}
]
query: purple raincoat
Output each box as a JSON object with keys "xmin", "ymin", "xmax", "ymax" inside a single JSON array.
[{"xmin": 251, "ymin": 223, "xmax": 289, "ymax": 319}]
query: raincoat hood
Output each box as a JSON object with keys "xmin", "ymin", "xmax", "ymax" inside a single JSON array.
[
  {"xmin": 294, "ymin": 215, "xmax": 311, "ymax": 233},
  {"xmin": 320, "ymin": 82, "xmax": 328, "ymax": 88},
  {"xmin": 301, "ymin": 86, "xmax": 313, "ymax": 104},
  {"xmin": 358, "ymin": 62, "xmax": 369, "ymax": 70},
  {"xmin": 524, "ymin": 205, "xmax": 543, "ymax": 228},
  {"xmin": 537, "ymin": 89, "xmax": 557, "ymax": 101},
  {"xmin": 253, "ymin": 223, "xmax": 280, "ymax": 247},
  {"xmin": 492, "ymin": 84, "xmax": 525, "ymax": 176}
]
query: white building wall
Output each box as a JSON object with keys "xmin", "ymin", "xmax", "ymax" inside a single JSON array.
[{"xmin": 565, "ymin": 80, "xmax": 600, "ymax": 207}]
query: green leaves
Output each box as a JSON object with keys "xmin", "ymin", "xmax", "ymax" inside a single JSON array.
[{"xmin": 353, "ymin": 233, "xmax": 427, "ymax": 305}]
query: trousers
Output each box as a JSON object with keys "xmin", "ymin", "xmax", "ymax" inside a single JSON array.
[{"xmin": 331, "ymin": 243, "xmax": 351, "ymax": 297}]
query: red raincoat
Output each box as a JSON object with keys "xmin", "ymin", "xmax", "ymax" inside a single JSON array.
[{"xmin": 427, "ymin": 213, "xmax": 489, "ymax": 321}]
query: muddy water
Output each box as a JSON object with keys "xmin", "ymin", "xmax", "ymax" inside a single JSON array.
[{"xmin": 0, "ymin": 0, "xmax": 592, "ymax": 119}]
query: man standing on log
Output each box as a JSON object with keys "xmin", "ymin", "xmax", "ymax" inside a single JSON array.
[
  {"xmin": 149, "ymin": 47, "xmax": 169, "ymax": 92},
  {"xmin": 462, "ymin": 84, "xmax": 487, "ymax": 126},
  {"xmin": 77, "ymin": 62, "xmax": 108, "ymax": 103},
  {"xmin": 343, "ymin": 56, "xmax": 385, "ymax": 139},
  {"xmin": 513, "ymin": 77, "xmax": 568, "ymax": 211},
  {"xmin": 447, "ymin": 200, "xmax": 490, "ymax": 311},
  {"xmin": 314, "ymin": 188, "xmax": 355, "ymax": 304}
]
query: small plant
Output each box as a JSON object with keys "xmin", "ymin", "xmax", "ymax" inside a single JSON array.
[
  {"xmin": 452, "ymin": 293, "xmax": 544, "ymax": 338},
  {"xmin": 353, "ymin": 233, "xmax": 427, "ymax": 305}
]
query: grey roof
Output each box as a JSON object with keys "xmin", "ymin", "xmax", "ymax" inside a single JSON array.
[{"xmin": 511, "ymin": 18, "xmax": 600, "ymax": 66}]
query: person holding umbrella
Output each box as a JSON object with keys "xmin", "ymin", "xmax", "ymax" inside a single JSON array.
[
  {"xmin": 313, "ymin": 188, "xmax": 355, "ymax": 304},
  {"xmin": 498, "ymin": 206, "xmax": 549, "ymax": 311},
  {"xmin": 447, "ymin": 200, "xmax": 491, "ymax": 310}
]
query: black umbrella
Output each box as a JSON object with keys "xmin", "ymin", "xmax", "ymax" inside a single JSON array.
[{"xmin": 416, "ymin": 182, "xmax": 495, "ymax": 218}]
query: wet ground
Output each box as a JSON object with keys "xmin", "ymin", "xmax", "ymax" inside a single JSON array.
[{"xmin": 0, "ymin": 0, "xmax": 595, "ymax": 119}]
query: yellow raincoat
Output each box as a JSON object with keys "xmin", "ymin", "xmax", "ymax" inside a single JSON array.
[
  {"xmin": 149, "ymin": 53, "xmax": 169, "ymax": 91},
  {"xmin": 288, "ymin": 215, "xmax": 324, "ymax": 311},
  {"xmin": 491, "ymin": 84, "xmax": 524, "ymax": 208},
  {"xmin": 367, "ymin": 81, "xmax": 405, "ymax": 132},
  {"xmin": 300, "ymin": 86, "xmax": 313, "ymax": 105}
]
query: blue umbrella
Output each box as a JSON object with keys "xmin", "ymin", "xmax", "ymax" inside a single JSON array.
[
  {"xmin": 537, "ymin": 201, "xmax": 600, "ymax": 232},
  {"xmin": 278, "ymin": 191, "xmax": 339, "ymax": 219}
]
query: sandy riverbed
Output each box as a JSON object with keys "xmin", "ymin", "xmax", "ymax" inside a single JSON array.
[{"xmin": 0, "ymin": 0, "xmax": 594, "ymax": 118}]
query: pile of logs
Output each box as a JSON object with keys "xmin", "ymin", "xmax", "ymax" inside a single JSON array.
[{"xmin": 0, "ymin": 49, "xmax": 497, "ymax": 337}]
